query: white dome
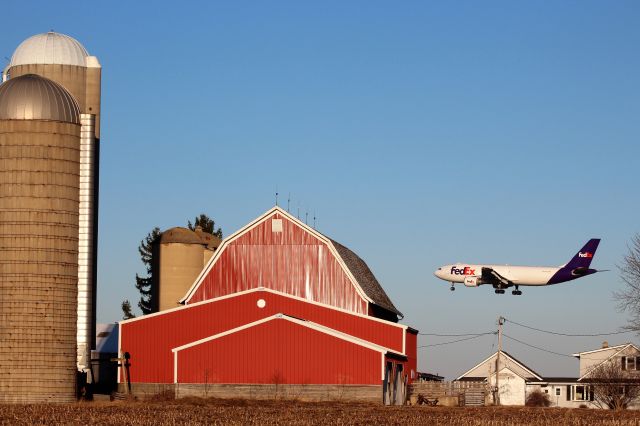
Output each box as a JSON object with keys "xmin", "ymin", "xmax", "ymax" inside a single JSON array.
[{"xmin": 10, "ymin": 32, "xmax": 89, "ymax": 67}]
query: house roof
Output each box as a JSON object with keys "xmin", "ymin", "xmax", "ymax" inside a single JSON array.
[
  {"xmin": 528, "ymin": 377, "xmax": 578, "ymax": 384},
  {"xmin": 456, "ymin": 350, "xmax": 543, "ymax": 381},
  {"xmin": 329, "ymin": 239, "xmax": 401, "ymax": 317},
  {"xmin": 578, "ymin": 343, "xmax": 640, "ymax": 381},
  {"xmin": 572, "ymin": 343, "xmax": 629, "ymax": 358}
]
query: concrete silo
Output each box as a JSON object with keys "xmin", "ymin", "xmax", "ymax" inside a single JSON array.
[
  {"xmin": 0, "ymin": 74, "xmax": 81, "ymax": 403},
  {"xmin": 3, "ymin": 32, "xmax": 102, "ymax": 378},
  {"xmin": 155, "ymin": 227, "xmax": 221, "ymax": 312}
]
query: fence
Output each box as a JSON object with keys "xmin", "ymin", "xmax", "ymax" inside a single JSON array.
[{"xmin": 408, "ymin": 381, "xmax": 488, "ymax": 406}]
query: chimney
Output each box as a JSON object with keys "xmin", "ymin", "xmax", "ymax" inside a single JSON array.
[{"xmin": 602, "ymin": 341, "xmax": 609, "ymax": 349}]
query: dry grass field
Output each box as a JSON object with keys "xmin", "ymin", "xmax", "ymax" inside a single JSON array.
[{"xmin": 2, "ymin": 398, "xmax": 640, "ymax": 425}]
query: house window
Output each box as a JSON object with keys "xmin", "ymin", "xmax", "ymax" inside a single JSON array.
[
  {"xmin": 569, "ymin": 385, "xmax": 594, "ymax": 402},
  {"xmin": 556, "ymin": 388, "xmax": 561, "ymax": 396},
  {"xmin": 621, "ymin": 356, "xmax": 640, "ymax": 371},
  {"xmin": 575, "ymin": 385, "xmax": 587, "ymax": 401}
]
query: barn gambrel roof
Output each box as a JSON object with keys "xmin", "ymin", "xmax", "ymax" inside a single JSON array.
[
  {"xmin": 180, "ymin": 206, "xmax": 402, "ymax": 318},
  {"xmin": 329, "ymin": 239, "xmax": 401, "ymax": 317}
]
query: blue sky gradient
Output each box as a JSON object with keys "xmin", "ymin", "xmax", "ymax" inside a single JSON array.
[{"xmin": 4, "ymin": 1, "xmax": 639, "ymax": 378}]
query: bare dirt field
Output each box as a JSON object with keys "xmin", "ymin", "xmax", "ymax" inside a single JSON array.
[{"xmin": 2, "ymin": 398, "xmax": 640, "ymax": 425}]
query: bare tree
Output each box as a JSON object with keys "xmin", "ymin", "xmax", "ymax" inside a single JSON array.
[
  {"xmin": 585, "ymin": 361, "xmax": 640, "ymax": 410},
  {"xmin": 615, "ymin": 234, "xmax": 640, "ymax": 332}
]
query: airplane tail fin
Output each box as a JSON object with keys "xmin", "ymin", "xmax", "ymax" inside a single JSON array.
[{"xmin": 564, "ymin": 239, "xmax": 600, "ymax": 270}]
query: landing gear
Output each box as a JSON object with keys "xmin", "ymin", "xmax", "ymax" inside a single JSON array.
[
  {"xmin": 512, "ymin": 285, "xmax": 522, "ymax": 296},
  {"xmin": 450, "ymin": 284, "xmax": 455, "ymax": 291},
  {"xmin": 494, "ymin": 289, "xmax": 505, "ymax": 294}
]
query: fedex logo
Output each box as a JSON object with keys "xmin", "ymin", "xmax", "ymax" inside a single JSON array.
[
  {"xmin": 450, "ymin": 266, "xmax": 476, "ymax": 275},
  {"xmin": 578, "ymin": 252, "xmax": 593, "ymax": 258}
]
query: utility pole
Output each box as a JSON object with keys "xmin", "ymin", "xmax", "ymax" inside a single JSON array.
[{"xmin": 495, "ymin": 316, "xmax": 505, "ymax": 406}]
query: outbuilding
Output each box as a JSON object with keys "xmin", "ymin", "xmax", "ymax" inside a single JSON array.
[{"xmin": 119, "ymin": 206, "xmax": 417, "ymax": 403}]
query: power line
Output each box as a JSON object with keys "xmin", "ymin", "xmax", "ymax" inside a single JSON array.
[
  {"xmin": 505, "ymin": 318, "xmax": 632, "ymax": 337},
  {"xmin": 502, "ymin": 333, "xmax": 574, "ymax": 358},
  {"xmin": 419, "ymin": 331, "xmax": 495, "ymax": 337},
  {"xmin": 419, "ymin": 332, "xmax": 496, "ymax": 348}
]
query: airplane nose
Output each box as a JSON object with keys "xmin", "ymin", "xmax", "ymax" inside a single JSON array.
[{"xmin": 434, "ymin": 268, "xmax": 443, "ymax": 279}]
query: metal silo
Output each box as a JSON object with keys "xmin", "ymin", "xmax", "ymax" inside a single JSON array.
[
  {"xmin": 0, "ymin": 74, "xmax": 81, "ymax": 403},
  {"xmin": 3, "ymin": 32, "xmax": 102, "ymax": 378}
]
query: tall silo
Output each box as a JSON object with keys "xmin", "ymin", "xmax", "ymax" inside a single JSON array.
[
  {"xmin": 3, "ymin": 32, "xmax": 102, "ymax": 378},
  {"xmin": 0, "ymin": 74, "xmax": 81, "ymax": 403}
]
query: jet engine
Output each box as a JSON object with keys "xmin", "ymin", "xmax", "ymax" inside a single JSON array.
[{"xmin": 464, "ymin": 276, "xmax": 480, "ymax": 287}]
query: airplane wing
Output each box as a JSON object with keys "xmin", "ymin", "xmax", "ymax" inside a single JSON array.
[{"xmin": 481, "ymin": 267, "xmax": 514, "ymax": 288}]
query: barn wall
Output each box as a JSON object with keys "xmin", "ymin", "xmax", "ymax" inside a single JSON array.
[
  {"xmin": 176, "ymin": 319, "xmax": 383, "ymax": 385},
  {"xmin": 120, "ymin": 290, "xmax": 404, "ymax": 384},
  {"xmin": 188, "ymin": 212, "xmax": 368, "ymax": 315},
  {"xmin": 406, "ymin": 331, "xmax": 418, "ymax": 383}
]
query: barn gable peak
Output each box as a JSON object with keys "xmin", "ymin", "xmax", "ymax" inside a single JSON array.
[{"xmin": 180, "ymin": 206, "xmax": 402, "ymax": 320}]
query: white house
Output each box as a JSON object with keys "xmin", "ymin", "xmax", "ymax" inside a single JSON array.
[
  {"xmin": 456, "ymin": 342, "xmax": 640, "ymax": 408},
  {"xmin": 456, "ymin": 351, "xmax": 544, "ymax": 406}
]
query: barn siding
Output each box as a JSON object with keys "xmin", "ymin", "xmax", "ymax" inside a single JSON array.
[
  {"xmin": 188, "ymin": 213, "xmax": 368, "ymax": 314},
  {"xmin": 176, "ymin": 319, "xmax": 382, "ymax": 385},
  {"xmin": 120, "ymin": 290, "xmax": 405, "ymax": 384},
  {"xmin": 405, "ymin": 331, "xmax": 418, "ymax": 383}
]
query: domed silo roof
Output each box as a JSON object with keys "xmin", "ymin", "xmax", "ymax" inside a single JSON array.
[
  {"xmin": 159, "ymin": 227, "xmax": 205, "ymax": 245},
  {"xmin": 10, "ymin": 32, "xmax": 89, "ymax": 67},
  {"xmin": 0, "ymin": 74, "xmax": 80, "ymax": 124}
]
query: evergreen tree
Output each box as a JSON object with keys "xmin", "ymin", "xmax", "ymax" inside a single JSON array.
[
  {"xmin": 188, "ymin": 213, "xmax": 223, "ymax": 239},
  {"xmin": 121, "ymin": 299, "xmax": 136, "ymax": 320},
  {"xmin": 135, "ymin": 227, "xmax": 161, "ymax": 314}
]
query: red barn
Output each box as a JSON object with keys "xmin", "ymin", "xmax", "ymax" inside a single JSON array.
[{"xmin": 119, "ymin": 207, "xmax": 418, "ymax": 403}]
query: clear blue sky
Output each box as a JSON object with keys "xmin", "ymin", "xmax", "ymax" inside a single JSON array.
[{"xmin": 4, "ymin": 1, "xmax": 639, "ymax": 379}]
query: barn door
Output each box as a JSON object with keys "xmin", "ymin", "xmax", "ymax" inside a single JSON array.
[
  {"xmin": 394, "ymin": 364, "xmax": 405, "ymax": 405},
  {"xmin": 383, "ymin": 361, "xmax": 394, "ymax": 405}
]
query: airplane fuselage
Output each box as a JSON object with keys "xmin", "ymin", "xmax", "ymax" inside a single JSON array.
[{"xmin": 436, "ymin": 264, "xmax": 565, "ymax": 286}]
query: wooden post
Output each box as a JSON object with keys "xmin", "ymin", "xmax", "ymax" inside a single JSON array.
[
  {"xmin": 495, "ymin": 316, "xmax": 504, "ymax": 406},
  {"xmin": 111, "ymin": 351, "xmax": 131, "ymax": 394}
]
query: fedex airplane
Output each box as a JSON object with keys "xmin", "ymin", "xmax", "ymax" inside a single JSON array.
[{"xmin": 434, "ymin": 239, "xmax": 603, "ymax": 295}]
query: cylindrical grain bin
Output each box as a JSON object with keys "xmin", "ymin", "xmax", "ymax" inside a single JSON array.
[{"xmin": 0, "ymin": 74, "xmax": 81, "ymax": 403}]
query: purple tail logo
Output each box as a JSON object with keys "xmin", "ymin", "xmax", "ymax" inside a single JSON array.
[{"xmin": 566, "ymin": 239, "xmax": 600, "ymax": 269}]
